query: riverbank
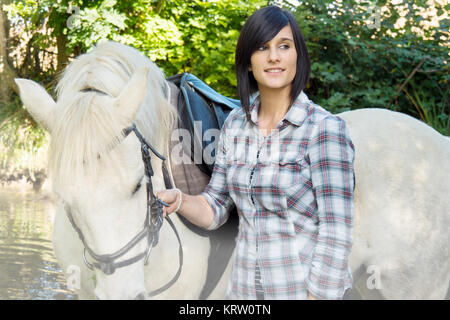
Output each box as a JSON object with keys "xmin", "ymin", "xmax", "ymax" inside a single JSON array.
[{"xmin": 0, "ymin": 168, "xmax": 54, "ymax": 200}]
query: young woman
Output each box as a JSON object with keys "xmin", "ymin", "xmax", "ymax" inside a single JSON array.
[{"xmin": 156, "ymin": 5, "xmax": 355, "ymax": 300}]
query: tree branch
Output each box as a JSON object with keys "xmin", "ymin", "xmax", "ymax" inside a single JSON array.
[{"xmin": 386, "ymin": 57, "xmax": 429, "ymax": 108}]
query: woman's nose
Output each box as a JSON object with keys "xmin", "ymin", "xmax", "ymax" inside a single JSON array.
[{"xmin": 268, "ymin": 48, "xmax": 280, "ymax": 62}]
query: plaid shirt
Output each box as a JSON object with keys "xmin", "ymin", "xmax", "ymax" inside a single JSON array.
[{"xmin": 202, "ymin": 92, "xmax": 355, "ymax": 300}]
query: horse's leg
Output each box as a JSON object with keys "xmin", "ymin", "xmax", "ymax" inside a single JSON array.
[{"xmin": 52, "ymin": 202, "xmax": 95, "ymax": 299}]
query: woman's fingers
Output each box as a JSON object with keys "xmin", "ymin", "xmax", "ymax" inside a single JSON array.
[
  {"xmin": 155, "ymin": 189, "xmax": 179, "ymax": 217},
  {"xmin": 156, "ymin": 190, "xmax": 177, "ymax": 203}
]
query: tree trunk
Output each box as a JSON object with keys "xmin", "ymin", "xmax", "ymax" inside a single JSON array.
[
  {"xmin": 56, "ymin": 33, "xmax": 69, "ymax": 72},
  {"xmin": 0, "ymin": 0, "xmax": 18, "ymax": 100}
]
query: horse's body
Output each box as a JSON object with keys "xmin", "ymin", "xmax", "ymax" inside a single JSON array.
[
  {"xmin": 15, "ymin": 41, "xmax": 449, "ymax": 299},
  {"xmin": 339, "ymin": 109, "xmax": 450, "ymax": 299}
]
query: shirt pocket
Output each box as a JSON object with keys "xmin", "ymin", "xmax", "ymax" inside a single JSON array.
[
  {"xmin": 264, "ymin": 157, "xmax": 304, "ymax": 214},
  {"xmin": 277, "ymin": 158, "xmax": 317, "ymax": 218},
  {"xmin": 273, "ymin": 149, "xmax": 309, "ymax": 189}
]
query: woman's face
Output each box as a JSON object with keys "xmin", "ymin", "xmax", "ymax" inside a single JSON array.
[{"xmin": 249, "ymin": 25, "xmax": 297, "ymax": 93}]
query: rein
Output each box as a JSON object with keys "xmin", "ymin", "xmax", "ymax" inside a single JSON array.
[{"xmin": 64, "ymin": 122, "xmax": 183, "ymax": 297}]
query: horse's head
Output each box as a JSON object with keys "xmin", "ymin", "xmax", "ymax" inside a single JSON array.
[{"xmin": 15, "ymin": 41, "xmax": 177, "ymax": 299}]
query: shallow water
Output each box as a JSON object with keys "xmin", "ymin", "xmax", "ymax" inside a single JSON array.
[{"xmin": 0, "ymin": 188, "xmax": 77, "ymax": 300}]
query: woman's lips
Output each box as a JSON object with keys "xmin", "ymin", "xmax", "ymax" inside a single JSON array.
[{"xmin": 264, "ymin": 68, "xmax": 285, "ymax": 74}]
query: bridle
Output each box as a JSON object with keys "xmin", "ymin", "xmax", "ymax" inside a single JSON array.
[{"xmin": 64, "ymin": 120, "xmax": 183, "ymax": 297}]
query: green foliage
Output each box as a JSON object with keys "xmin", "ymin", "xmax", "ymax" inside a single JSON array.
[
  {"xmin": 280, "ymin": 0, "xmax": 448, "ymax": 134},
  {"xmin": 5, "ymin": 0, "xmax": 447, "ymax": 131},
  {"xmin": 54, "ymin": 0, "xmax": 448, "ymax": 132},
  {"xmin": 52, "ymin": 0, "xmax": 266, "ymax": 97}
]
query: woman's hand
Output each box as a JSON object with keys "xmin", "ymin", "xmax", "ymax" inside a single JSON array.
[
  {"xmin": 155, "ymin": 191, "xmax": 215, "ymax": 229},
  {"xmin": 155, "ymin": 189, "xmax": 182, "ymax": 217}
]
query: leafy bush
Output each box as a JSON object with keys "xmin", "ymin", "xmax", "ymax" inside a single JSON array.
[{"xmin": 284, "ymin": 0, "xmax": 448, "ymax": 135}]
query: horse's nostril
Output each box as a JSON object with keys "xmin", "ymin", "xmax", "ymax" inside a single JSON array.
[{"xmin": 135, "ymin": 292, "xmax": 147, "ymax": 300}]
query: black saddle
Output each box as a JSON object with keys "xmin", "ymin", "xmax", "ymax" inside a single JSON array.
[{"xmin": 166, "ymin": 73, "xmax": 240, "ymax": 175}]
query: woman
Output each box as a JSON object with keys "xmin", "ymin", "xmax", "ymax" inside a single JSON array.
[{"xmin": 156, "ymin": 5, "xmax": 355, "ymax": 300}]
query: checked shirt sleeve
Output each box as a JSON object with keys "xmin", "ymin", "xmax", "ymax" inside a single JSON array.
[
  {"xmin": 305, "ymin": 116, "xmax": 355, "ymax": 300},
  {"xmin": 201, "ymin": 123, "xmax": 235, "ymax": 231}
]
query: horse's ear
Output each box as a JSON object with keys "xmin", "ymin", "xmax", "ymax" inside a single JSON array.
[
  {"xmin": 114, "ymin": 67, "xmax": 149, "ymax": 124},
  {"xmin": 15, "ymin": 78, "xmax": 56, "ymax": 132}
]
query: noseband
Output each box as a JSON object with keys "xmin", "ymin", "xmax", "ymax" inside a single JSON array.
[{"xmin": 64, "ymin": 122, "xmax": 183, "ymax": 297}]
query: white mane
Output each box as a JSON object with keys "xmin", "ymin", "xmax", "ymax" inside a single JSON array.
[{"xmin": 49, "ymin": 41, "xmax": 177, "ymax": 188}]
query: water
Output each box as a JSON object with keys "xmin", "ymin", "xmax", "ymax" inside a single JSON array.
[{"xmin": 0, "ymin": 188, "xmax": 77, "ymax": 300}]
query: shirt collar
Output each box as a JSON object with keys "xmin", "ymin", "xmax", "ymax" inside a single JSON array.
[{"xmin": 249, "ymin": 91, "xmax": 310, "ymax": 127}]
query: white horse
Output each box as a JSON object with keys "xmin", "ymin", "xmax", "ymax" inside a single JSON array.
[{"xmin": 15, "ymin": 41, "xmax": 449, "ymax": 299}]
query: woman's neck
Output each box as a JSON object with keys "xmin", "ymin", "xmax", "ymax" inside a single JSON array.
[{"xmin": 258, "ymin": 85, "xmax": 292, "ymax": 123}]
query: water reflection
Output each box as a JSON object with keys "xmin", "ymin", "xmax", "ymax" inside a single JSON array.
[{"xmin": 0, "ymin": 189, "xmax": 77, "ymax": 300}]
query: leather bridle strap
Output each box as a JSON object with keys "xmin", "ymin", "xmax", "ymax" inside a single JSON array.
[
  {"xmin": 148, "ymin": 216, "xmax": 183, "ymax": 297},
  {"xmin": 65, "ymin": 203, "xmax": 150, "ymax": 274},
  {"xmin": 126, "ymin": 123, "xmax": 184, "ymax": 297}
]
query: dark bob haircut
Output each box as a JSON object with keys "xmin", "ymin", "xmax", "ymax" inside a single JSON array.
[{"xmin": 235, "ymin": 6, "xmax": 310, "ymax": 119}]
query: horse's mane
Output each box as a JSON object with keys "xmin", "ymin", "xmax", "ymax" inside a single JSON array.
[{"xmin": 49, "ymin": 41, "xmax": 177, "ymax": 188}]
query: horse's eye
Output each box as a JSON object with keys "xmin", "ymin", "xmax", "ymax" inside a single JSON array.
[{"xmin": 132, "ymin": 182, "xmax": 142, "ymax": 195}]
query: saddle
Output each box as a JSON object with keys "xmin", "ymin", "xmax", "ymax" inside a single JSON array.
[
  {"xmin": 166, "ymin": 73, "xmax": 240, "ymax": 175},
  {"xmin": 166, "ymin": 73, "xmax": 240, "ymax": 299}
]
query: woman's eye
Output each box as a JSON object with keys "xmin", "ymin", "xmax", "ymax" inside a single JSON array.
[
  {"xmin": 257, "ymin": 45, "xmax": 267, "ymax": 51},
  {"xmin": 280, "ymin": 44, "xmax": 290, "ymax": 49}
]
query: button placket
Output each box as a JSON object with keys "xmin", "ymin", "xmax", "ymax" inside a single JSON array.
[
  {"xmin": 250, "ymin": 128, "xmax": 268, "ymax": 297},
  {"xmin": 250, "ymin": 139, "xmax": 266, "ymax": 295},
  {"xmin": 249, "ymin": 144, "xmax": 263, "ymax": 206}
]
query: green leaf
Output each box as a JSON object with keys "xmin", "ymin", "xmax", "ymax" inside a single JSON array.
[{"xmin": 101, "ymin": 0, "xmax": 117, "ymax": 9}]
